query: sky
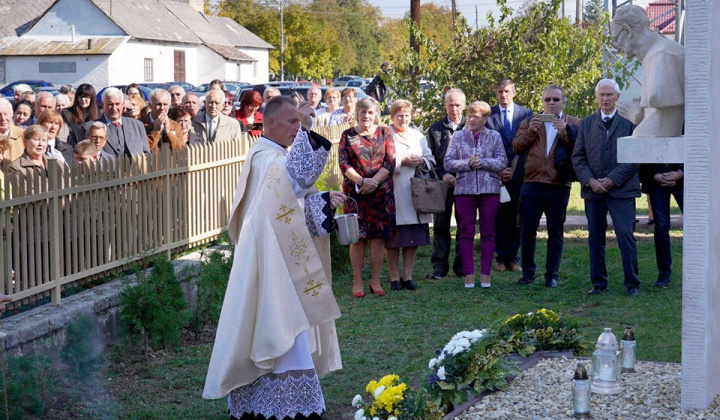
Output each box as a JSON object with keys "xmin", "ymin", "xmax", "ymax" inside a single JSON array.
[{"xmin": 369, "ymin": 0, "xmax": 654, "ymax": 29}]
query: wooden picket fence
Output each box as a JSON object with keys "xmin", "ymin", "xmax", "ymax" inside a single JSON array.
[{"xmin": 0, "ymin": 123, "xmax": 349, "ymax": 311}]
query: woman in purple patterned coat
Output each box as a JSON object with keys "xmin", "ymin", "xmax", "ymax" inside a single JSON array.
[{"xmin": 444, "ymin": 101, "xmax": 507, "ymax": 289}]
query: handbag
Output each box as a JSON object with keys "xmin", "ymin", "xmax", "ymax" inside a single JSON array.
[
  {"xmin": 410, "ymin": 165, "xmax": 449, "ymax": 214},
  {"xmin": 499, "ymin": 184, "xmax": 511, "ymax": 203}
]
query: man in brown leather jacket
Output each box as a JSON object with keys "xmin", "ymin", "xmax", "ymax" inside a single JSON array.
[{"xmin": 512, "ymin": 84, "xmax": 580, "ymax": 288}]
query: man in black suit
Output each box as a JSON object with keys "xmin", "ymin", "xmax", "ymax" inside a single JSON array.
[
  {"xmin": 486, "ymin": 79, "xmax": 533, "ymax": 273},
  {"xmin": 84, "ymin": 87, "xmax": 150, "ymax": 158},
  {"xmin": 426, "ymin": 88, "xmax": 466, "ymax": 279}
]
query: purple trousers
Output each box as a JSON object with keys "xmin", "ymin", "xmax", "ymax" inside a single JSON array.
[{"xmin": 455, "ymin": 194, "xmax": 500, "ymax": 275}]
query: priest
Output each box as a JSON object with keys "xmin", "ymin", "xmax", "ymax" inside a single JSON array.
[{"xmin": 204, "ymin": 96, "xmax": 346, "ymax": 420}]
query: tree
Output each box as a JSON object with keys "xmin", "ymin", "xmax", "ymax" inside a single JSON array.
[
  {"xmin": 384, "ymin": 0, "xmax": 635, "ymax": 129},
  {"xmin": 583, "ymin": 0, "xmax": 606, "ymax": 23}
]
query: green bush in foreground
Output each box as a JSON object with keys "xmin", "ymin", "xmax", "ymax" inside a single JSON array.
[
  {"xmin": 61, "ymin": 314, "xmax": 101, "ymax": 379},
  {"xmin": 188, "ymin": 250, "xmax": 233, "ymax": 337},
  {"xmin": 2, "ymin": 354, "xmax": 59, "ymax": 419},
  {"xmin": 119, "ymin": 257, "xmax": 188, "ymax": 354}
]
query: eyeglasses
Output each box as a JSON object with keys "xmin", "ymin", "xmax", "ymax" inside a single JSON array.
[
  {"xmin": 178, "ymin": 119, "xmax": 191, "ymax": 125},
  {"xmin": 544, "ymin": 97, "xmax": 562, "ymax": 103},
  {"xmin": 225, "ymin": 101, "xmax": 233, "ymax": 105}
]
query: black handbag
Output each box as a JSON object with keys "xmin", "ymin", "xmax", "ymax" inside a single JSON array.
[{"xmin": 410, "ymin": 165, "xmax": 449, "ymax": 214}]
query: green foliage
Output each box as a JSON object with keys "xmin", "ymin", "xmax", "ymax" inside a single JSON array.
[
  {"xmin": 496, "ymin": 308, "xmax": 587, "ymax": 356},
  {"xmin": 385, "ymin": 0, "xmax": 635, "ymax": 129},
  {"xmin": 188, "ymin": 250, "xmax": 233, "ymax": 336},
  {"xmin": 218, "ymin": 0, "xmax": 385, "ymax": 79},
  {"xmin": 583, "ymin": 0, "xmax": 606, "ymax": 23},
  {"xmin": 2, "ymin": 354, "xmax": 59, "ymax": 418},
  {"xmin": 61, "ymin": 314, "xmax": 101, "ymax": 379},
  {"xmin": 119, "ymin": 257, "xmax": 189, "ymax": 352}
]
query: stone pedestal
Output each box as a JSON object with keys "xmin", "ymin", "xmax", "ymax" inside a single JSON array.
[
  {"xmin": 617, "ymin": 136, "xmax": 684, "ymax": 164},
  {"xmin": 681, "ymin": 0, "xmax": 720, "ymax": 411}
]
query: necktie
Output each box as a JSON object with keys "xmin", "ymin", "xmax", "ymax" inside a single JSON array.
[
  {"xmin": 503, "ymin": 109, "xmax": 512, "ymax": 139},
  {"xmin": 112, "ymin": 122, "xmax": 119, "ymax": 128},
  {"xmin": 603, "ymin": 116, "xmax": 612, "ymax": 130},
  {"xmin": 207, "ymin": 119, "xmax": 214, "ymax": 141}
]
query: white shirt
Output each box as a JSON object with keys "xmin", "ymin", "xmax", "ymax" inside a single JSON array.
[
  {"xmin": 544, "ymin": 112, "xmax": 563, "ymax": 156},
  {"xmin": 500, "ymin": 104, "xmax": 514, "ymax": 125},
  {"xmin": 601, "ymin": 109, "xmax": 617, "ymax": 120},
  {"xmin": 447, "ymin": 117, "xmax": 462, "ymax": 131}
]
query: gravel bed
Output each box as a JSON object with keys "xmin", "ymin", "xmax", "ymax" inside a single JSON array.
[{"xmin": 456, "ymin": 357, "xmax": 720, "ymax": 420}]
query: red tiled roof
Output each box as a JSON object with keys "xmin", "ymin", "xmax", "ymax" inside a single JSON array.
[{"xmin": 646, "ymin": 1, "xmax": 676, "ymax": 34}]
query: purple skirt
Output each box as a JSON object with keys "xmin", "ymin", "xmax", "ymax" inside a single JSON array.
[{"xmin": 385, "ymin": 224, "xmax": 430, "ymax": 249}]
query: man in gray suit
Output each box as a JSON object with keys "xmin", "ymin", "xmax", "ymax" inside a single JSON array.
[
  {"xmin": 191, "ymin": 89, "xmax": 242, "ymax": 144},
  {"xmin": 572, "ymin": 79, "xmax": 640, "ymax": 296},
  {"xmin": 83, "ymin": 87, "xmax": 150, "ymax": 158}
]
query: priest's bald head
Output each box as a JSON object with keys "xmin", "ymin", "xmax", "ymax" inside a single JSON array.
[{"xmin": 263, "ymin": 96, "xmax": 305, "ymax": 147}]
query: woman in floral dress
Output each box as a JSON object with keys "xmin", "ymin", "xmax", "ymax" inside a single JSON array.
[{"xmin": 338, "ymin": 98, "xmax": 395, "ymax": 297}]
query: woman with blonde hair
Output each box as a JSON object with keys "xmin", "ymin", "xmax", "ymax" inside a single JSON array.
[
  {"xmin": 338, "ymin": 98, "xmax": 395, "ymax": 297},
  {"xmin": 384, "ymin": 99, "xmax": 435, "ymax": 291},
  {"xmin": 329, "ymin": 88, "xmax": 357, "ymax": 125},
  {"xmin": 444, "ymin": 101, "xmax": 507, "ymax": 289}
]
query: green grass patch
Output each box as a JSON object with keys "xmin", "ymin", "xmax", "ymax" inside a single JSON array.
[{"xmin": 36, "ymin": 229, "xmax": 682, "ymax": 419}]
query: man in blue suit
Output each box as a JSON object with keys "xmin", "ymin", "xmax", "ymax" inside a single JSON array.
[
  {"xmin": 486, "ymin": 79, "xmax": 533, "ymax": 273},
  {"xmin": 81, "ymin": 87, "xmax": 150, "ymax": 158}
]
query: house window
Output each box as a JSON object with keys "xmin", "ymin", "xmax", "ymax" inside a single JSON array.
[
  {"xmin": 39, "ymin": 62, "xmax": 77, "ymax": 73},
  {"xmin": 144, "ymin": 58, "xmax": 153, "ymax": 81}
]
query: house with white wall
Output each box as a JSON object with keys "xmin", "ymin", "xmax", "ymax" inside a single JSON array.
[{"xmin": 0, "ymin": 0, "xmax": 272, "ymax": 87}]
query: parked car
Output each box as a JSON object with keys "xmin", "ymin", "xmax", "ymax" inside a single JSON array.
[
  {"xmin": 96, "ymin": 85, "xmax": 151, "ymax": 105},
  {"xmin": 0, "ymin": 80, "xmax": 55, "ymax": 99},
  {"xmin": 296, "ymin": 80, "xmax": 320, "ymax": 87},
  {"xmin": 191, "ymin": 81, "xmax": 247, "ymax": 102},
  {"xmin": 332, "ymin": 75, "xmax": 363, "ymax": 87},
  {"xmin": 169, "ymin": 82, "xmax": 196, "ymax": 91},
  {"xmin": 140, "ymin": 82, "xmax": 172, "ymax": 90},
  {"xmin": 234, "ymin": 85, "xmax": 369, "ymax": 109}
]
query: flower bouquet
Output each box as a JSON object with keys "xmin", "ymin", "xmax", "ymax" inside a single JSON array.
[
  {"xmin": 496, "ymin": 308, "xmax": 587, "ymax": 356},
  {"xmin": 352, "ymin": 374, "xmax": 407, "ymax": 420}
]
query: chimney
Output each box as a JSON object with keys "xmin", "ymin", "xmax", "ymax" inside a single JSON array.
[{"xmin": 188, "ymin": 0, "xmax": 204, "ymax": 13}]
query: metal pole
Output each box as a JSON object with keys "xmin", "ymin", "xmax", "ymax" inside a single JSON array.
[{"xmin": 280, "ymin": 1, "xmax": 284, "ymax": 81}]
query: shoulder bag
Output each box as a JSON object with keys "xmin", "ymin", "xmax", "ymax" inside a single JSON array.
[{"xmin": 410, "ymin": 165, "xmax": 449, "ymax": 214}]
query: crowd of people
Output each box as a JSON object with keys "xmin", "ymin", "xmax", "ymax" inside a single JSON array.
[{"xmin": 336, "ymin": 78, "xmax": 682, "ymax": 298}]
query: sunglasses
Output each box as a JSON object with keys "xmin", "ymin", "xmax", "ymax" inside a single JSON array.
[{"xmin": 544, "ymin": 97, "xmax": 562, "ymax": 103}]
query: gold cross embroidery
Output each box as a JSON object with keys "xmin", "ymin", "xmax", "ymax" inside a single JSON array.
[
  {"xmin": 276, "ymin": 204, "xmax": 294, "ymax": 224},
  {"xmin": 266, "ymin": 165, "xmax": 281, "ymax": 197},
  {"xmin": 303, "ymin": 279, "xmax": 322, "ymax": 297}
]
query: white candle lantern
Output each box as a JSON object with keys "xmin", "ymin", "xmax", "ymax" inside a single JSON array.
[
  {"xmin": 591, "ymin": 327, "xmax": 622, "ymax": 394},
  {"xmin": 572, "ymin": 363, "xmax": 592, "ymax": 418},
  {"xmin": 621, "ymin": 326, "xmax": 636, "ymax": 373}
]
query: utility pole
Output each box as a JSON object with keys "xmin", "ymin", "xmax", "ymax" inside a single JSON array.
[
  {"xmin": 280, "ymin": 1, "xmax": 284, "ymax": 81},
  {"xmin": 410, "ymin": 0, "xmax": 420, "ymax": 54},
  {"xmin": 475, "ymin": 5, "xmax": 479, "ymax": 30},
  {"xmin": 561, "ymin": 0, "xmax": 565, "ymax": 17},
  {"xmin": 576, "ymin": 0, "xmax": 583, "ymax": 25},
  {"xmin": 451, "ymin": 0, "xmax": 457, "ymax": 46}
]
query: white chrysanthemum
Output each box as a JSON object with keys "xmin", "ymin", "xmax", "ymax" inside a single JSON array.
[
  {"xmin": 374, "ymin": 385, "xmax": 386, "ymax": 398},
  {"xmin": 352, "ymin": 394, "xmax": 363, "ymax": 408},
  {"xmin": 355, "ymin": 409, "xmax": 366, "ymax": 420},
  {"xmin": 373, "ymin": 417, "xmax": 380, "ymax": 420},
  {"xmin": 527, "ymin": 312, "xmax": 534, "ymax": 316},
  {"xmin": 389, "ymin": 417, "xmax": 397, "ymax": 420},
  {"xmin": 437, "ymin": 366, "xmax": 447, "ymax": 380},
  {"xmin": 428, "ymin": 358, "xmax": 438, "ymax": 369}
]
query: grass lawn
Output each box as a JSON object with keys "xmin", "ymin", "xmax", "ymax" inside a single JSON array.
[{"xmin": 50, "ymin": 228, "xmax": 683, "ymax": 420}]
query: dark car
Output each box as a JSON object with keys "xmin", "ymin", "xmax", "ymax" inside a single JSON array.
[
  {"xmin": 140, "ymin": 82, "xmax": 172, "ymax": 90},
  {"xmin": 169, "ymin": 82, "xmax": 196, "ymax": 91},
  {"xmin": 234, "ymin": 85, "xmax": 369, "ymax": 109},
  {"xmin": 96, "ymin": 85, "xmax": 152, "ymax": 104},
  {"xmin": 1, "ymin": 80, "xmax": 55, "ymax": 99}
]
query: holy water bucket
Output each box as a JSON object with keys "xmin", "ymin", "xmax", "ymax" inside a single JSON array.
[{"xmin": 334, "ymin": 197, "xmax": 359, "ymax": 245}]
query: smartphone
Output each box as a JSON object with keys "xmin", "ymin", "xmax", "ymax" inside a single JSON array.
[{"xmin": 538, "ymin": 114, "xmax": 555, "ymax": 123}]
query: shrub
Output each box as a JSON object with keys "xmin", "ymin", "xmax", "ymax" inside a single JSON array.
[
  {"xmin": 61, "ymin": 314, "xmax": 101, "ymax": 379},
  {"xmin": 188, "ymin": 250, "xmax": 233, "ymax": 337},
  {"xmin": 2, "ymin": 354, "xmax": 59, "ymax": 418},
  {"xmin": 119, "ymin": 257, "xmax": 188, "ymax": 353}
]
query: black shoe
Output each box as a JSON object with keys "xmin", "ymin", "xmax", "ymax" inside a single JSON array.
[
  {"xmin": 647, "ymin": 219, "xmax": 655, "ymax": 225},
  {"xmin": 391, "ymin": 280, "xmax": 402, "ymax": 291},
  {"xmin": 454, "ymin": 270, "xmax": 465, "ymax": 277},
  {"xmin": 588, "ymin": 285, "xmax": 609, "ymax": 295},
  {"xmin": 428, "ymin": 270, "xmax": 445, "ymax": 279},
  {"xmin": 545, "ymin": 278, "xmax": 558, "ymax": 288},
  {"xmin": 517, "ymin": 275, "xmax": 535, "ymax": 285},
  {"xmin": 626, "ymin": 287, "xmax": 640, "ymax": 296},
  {"xmin": 400, "ymin": 278, "xmax": 417, "ymax": 290},
  {"xmin": 654, "ymin": 279, "xmax": 670, "ymax": 288}
]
